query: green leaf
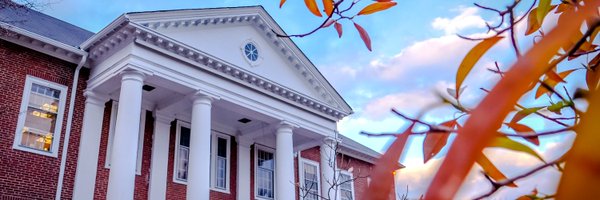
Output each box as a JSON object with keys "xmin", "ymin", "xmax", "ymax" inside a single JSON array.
[
  {"xmin": 537, "ymin": 0, "xmax": 552, "ymax": 25},
  {"xmin": 488, "ymin": 136, "xmax": 545, "ymax": 162}
]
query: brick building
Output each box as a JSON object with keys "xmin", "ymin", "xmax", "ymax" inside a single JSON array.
[{"xmin": 0, "ymin": 5, "xmax": 397, "ymax": 200}]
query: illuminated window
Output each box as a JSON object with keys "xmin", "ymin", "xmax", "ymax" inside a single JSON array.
[
  {"xmin": 13, "ymin": 76, "xmax": 67, "ymax": 157},
  {"xmin": 105, "ymin": 101, "xmax": 145, "ymax": 175},
  {"xmin": 299, "ymin": 159, "xmax": 320, "ymax": 200},
  {"xmin": 255, "ymin": 147, "xmax": 275, "ymax": 199}
]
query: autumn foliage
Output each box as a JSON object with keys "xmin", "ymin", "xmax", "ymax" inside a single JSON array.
[{"xmin": 278, "ymin": 0, "xmax": 600, "ymax": 199}]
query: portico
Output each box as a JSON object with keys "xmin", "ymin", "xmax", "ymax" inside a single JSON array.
[{"xmin": 71, "ymin": 7, "xmax": 352, "ymax": 200}]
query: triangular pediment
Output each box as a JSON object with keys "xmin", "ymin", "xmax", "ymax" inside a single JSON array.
[{"xmin": 84, "ymin": 6, "xmax": 352, "ymax": 119}]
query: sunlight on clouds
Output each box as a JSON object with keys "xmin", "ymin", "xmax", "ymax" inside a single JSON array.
[{"xmin": 431, "ymin": 7, "xmax": 487, "ymax": 35}]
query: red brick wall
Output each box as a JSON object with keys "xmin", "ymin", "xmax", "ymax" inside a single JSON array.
[
  {"xmin": 298, "ymin": 147, "xmax": 397, "ymax": 200},
  {"xmin": 164, "ymin": 120, "xmax": 238, "ymax": 200},
  {"xmin": 0, "ymin": 40, "xmax": 88, "ymax": 199}
]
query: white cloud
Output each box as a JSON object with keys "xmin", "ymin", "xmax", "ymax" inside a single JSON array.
[
  {"xmin": 362, "ymin": 90, "xmax": 440, "ymax": 119},
  {"xmin": 431, "ymin": 7, "xmax": 487, "ymax": 35},
  {"xmin": 394, "ymin": 135, "xmax": 574, "ymax": 199}
]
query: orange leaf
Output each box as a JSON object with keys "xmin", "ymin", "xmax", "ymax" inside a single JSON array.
[
  {"xmin": 455, "ymin": 36, "xmax": 503, "ymax": 98},
  {"xmin": 587, "ymin": 69, "xmax": 600, "ymax": 91},
  {"xmin": 304, "ymin": 0, "xmax": 322, "ymax": 17},
  {"xmin": 545, "ymin": 70, "xmax": 566, "ymax": 84},
  {"xmin": 334, "ymin": 22, "xmax": 342, "ymax": 38},
  {"xmin": 505, "ymin": 123, "xmax": 540, "ymax": 146},
  {"xmin": 557, "ymin": 75, "xmax": 600, "ymax": 199},
  {"xmin": 354, "ymin": 23, "xmax": 372, "ymax": 51},
  {"xmin": 279, "ymin": 0, "xmax": 286, "ymax": 8},
  {"xmin": 525, "ymin": 7, "xmax": 541, "ymax": 35},
  {"xmin": 367, "ymin": 129, "xmax": 411, "ymax": 200},
  {"xmin": 535, "ymin": 69, "xmax": 577, "ymax": 98},
  {"xmin": 510, "ymin": 107, "xmax": 544, "ymax": 125},
  {"xmin": 422, "ymin": 120, "xmax": 456, "ymax": 163},
  {"xmin": 357, "ymin": 2, "xmax": 397, "ymax": 16},
  {"xmin": 476, "ymin": 154, "xmax": 518, "ymax": 187},
  {"xmin": 323, "ymin": 0, "xmax": 334, "ymax": 16},
  {"xmin": 424, "ymin": 2, "xmax": 600, "ymax": 198}
]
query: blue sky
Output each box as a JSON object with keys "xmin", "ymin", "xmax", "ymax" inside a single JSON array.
[{"xmin": 37, "ymin": 0, "xmax": 580, "ymax": 198}]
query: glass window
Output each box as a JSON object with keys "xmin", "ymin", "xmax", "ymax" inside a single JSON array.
[
  {"xmin": 300, "ymin": 161, "xmax": 320, "ymax": 200},
  {"xmin": 215, "ymin": 137, "xmax": 228, "ymax": 189},
  {"xmin": 105, "ymin": 101, "xmax": 145, "ymax": 175},
  {"xmin": 13, "ymin": 76, "xmax": 67, "ymax": 157},
  {"xmin": 244, "ymin": 43, "xmax": 259, "ymax": 62},
  {"xmin": 175, "ymin": 124, "xmax": 191, "ymax": 182},
  {"xmin": 256, "ymin": 148, "xmax": 275, "ymax": 199},
  {"xmin": 339, "ymin": 173, "xmax": 354, "ymax": 200}
]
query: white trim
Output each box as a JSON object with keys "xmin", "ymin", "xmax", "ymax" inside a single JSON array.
[
  {"xmin": 298, "ymin": 158, "xmax": 321, "ymax": 200},
  {"xmin": 338, "ymin": 170, "xmax": 356, "ymax": 200},
  {"xmin": 105, "ymin": 101, "xmax": 145, "ymax": 175},
  {"xmin": 210, "ymin": 132, "xmax": 231, "ymax": 194},
  {"xmin": 173, "ymin": 120, "xmax": 190, "ymax": 185},
  {"xmin": 254, "ymin": 145, "xmax": 276, "ymax": 200},
  {"xmin": 13, "ymin": 75, "xmax": 68, "ymax": 157}
]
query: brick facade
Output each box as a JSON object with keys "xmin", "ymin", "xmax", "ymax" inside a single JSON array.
[{"xmin": 0, "ymin": 40, "xmax": 88, "ymax": 200}]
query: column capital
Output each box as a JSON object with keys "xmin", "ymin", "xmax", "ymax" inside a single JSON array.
[
  {"xmin": 83, "ymin": 90, "xmax": 109, "ymax": 106},
  {"xmin": 120, "ymin": 70, "xmax": 147, "ymax": 83},
  {"xmin": 191, "ymin": 90, "xmax": 220, "ymax": 106},
  {"xmin": 237, "ymin": 136, "xmax": 254, "ymax": 148},
  {"xmin": 153, "ymin": 111, "xmax": 175, "ymax": 124},
  {"xmin": 278, "ymin": 120, "xmax": 298, "ymax": 131},
  {"xmin": 322, "ymin": 136, "xmax": 341, "ymax": 146}
]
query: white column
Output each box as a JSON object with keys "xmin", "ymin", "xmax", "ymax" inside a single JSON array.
[
  {"xmin": 320, "ymin": 137, "xmax": 338, "ymax": 200},
  {"xmin": 187, "ymin": 93, "xmax": 217, "ymax": 200},
  {"xmin": 148, "ymin": 112, "xmax": 173, "ymax": 200},
  {"xmin": 107, "ymin": 70, "xmax": 146, "ymax": 200},
  {"xmin": 72, "ymin": 91, "xmax": 106, "ymax": 199},
  {"xmin": 237, "ymin": 137, "xmax": 253, "ymax": 200},
  {"xmin": 275, "ymin": 121, "xmax": 297, "ymax": 200}
]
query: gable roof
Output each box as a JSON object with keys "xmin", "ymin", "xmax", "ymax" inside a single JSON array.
[
  {"xmin": 81, "ymin": 6, "xmax": 353, "ymax": 120},
  {"xmin": 0, "ymin": 5, "xmax": 93, "ymax": 47}
]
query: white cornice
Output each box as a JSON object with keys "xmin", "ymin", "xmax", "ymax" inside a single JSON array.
[
  {"xmin": 83, "ymin": 7, "xmax": 353, "ymax": 120},
  {"xmin": 0, "ymin": 22, "xmax": 86, "ymax": 63}
]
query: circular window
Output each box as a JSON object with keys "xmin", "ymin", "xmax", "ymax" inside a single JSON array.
[{"xmin": 244, "ymin": 43, "xmax": 259, "ymax": 62}]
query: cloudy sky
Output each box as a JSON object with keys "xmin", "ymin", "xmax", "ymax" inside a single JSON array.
[{"xmin": 34, "ymin": 0, "xmax": 581, "ymax": 198}]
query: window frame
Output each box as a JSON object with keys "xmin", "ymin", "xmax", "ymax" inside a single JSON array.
[
  {"xmin": 254, "ymin": 145, "xmax": 276, "ymax": 200},
  {"xmin": 13, "ymin": 75, "xmax": 68, "ymax": 157},
  {"xmin": 338, "ymin": 170, "xmax": 356, "ymax": 200},
  {"xmin": 104, "ymin": 101, "xmax": 145, "ymax": 175},
  {"xmin": 210, "ymin": 132, "xmax": 231, "ymax": 193},
  {"xmin": 299, "ymin": 158, "xmax": 321, "ymax": 200},
  {"xmin": 172, "ymin": 121, "xmax": 232, "ymax": 193}
]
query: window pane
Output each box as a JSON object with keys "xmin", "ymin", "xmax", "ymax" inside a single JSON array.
[
  {"xmin": 24, "ymin": 107, "xmax": 57, "ymax": 133},
  {"xmin": 31, "ymin": 83, "xmax": 61, "ymax": 99},
  {"xmin": 180, "ymin": 127, "xmax": 190, "ymax": 147},
  {"xmin": 257, "ymin": 150, "xmax": 274, "ymax": 198},
  {"xmin": 217, "ymin": 137, "xmax": 227, "ymax": 157},
  {"xmin": 29, "ymin": 93, "xmax": 59, "ymax": 113},
  {"xmin": 20, "ymin": 129, "xmax": 53, "ymax": 151},
  {"xmin": 177, "ymin": 146, "xmax": 189, "ymax": 180},
  {"xmin": 216, "ymin": 157, "xmax": 226, "ymax": 188}
]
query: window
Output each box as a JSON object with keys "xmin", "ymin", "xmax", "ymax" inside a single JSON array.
[
  {"xmin": 173, "ymin": 121, "xmax": 231, "ymax": 192},
  {"xmin": 13, "ymin": 76, "xmax": 67, "ymax": 157},
  {"xmin": 299, "ymin": 159, "xmax": 320, "ymax": 200},
  {"xmin": 339, "ymin": 171, "xmax": 355, "ymax": 200},
  {"xmin": 174, "ymin": 121, "xmax": 191, "ymax": 183},
  {"xmin": 105, "ymin": 101, "xmax": 145, "ymax": 175},
  {"xmin": 211, "ymin": 133, "xmax": 231, "ymax": 192},
  {"xmin": 244, "ymin": 42, "xmax": 259, "ymax": 61},
  {"xmin": 255, "ymin": 147, "xmax": 275, "ymax": 199}
]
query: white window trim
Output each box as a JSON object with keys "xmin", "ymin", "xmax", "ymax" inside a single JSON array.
[
  {"xmin": 240, "ymin": 39, "xmax": 263, "ymax": 67},
  {"xmin": 210, "ymin": 132, "xmax": 231, "ymax": 193},
  {"xmin": 338, "ymin": 170, "xmax": 356, "ymax": 200},
  {"xmin": 105, "ymin": 101, "xmax": 145, "ymax": 175},
  {"xmin": 254, "ymin": 145, "xmax": 276, "ymax": 200},
  {"xmin": 172, "ymin": 121, "xmax": 232, "ymax": 194},
  {"xmin": 172, "ymin": 120, "xmax": 190, "ymax": 185},
  {"xmin": 299, "ymin": 158, "xmax": 321, "ymax": 200},
  {"xmin": 13, "ymin": 75, "xmax": 67, "ymax": 157}
]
